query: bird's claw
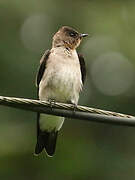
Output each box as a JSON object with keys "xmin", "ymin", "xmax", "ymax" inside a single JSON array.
[
  {"xmin": 48, "ymin": 99, "xmax": 56, "ymax": 110},
  {"xmin": 72, "ymin": 103, "xmax": 77, "ymax": 112}
]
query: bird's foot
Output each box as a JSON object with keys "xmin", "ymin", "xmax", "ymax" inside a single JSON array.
[
  {"xmin": 48, "ymin": 99, "xmax": 56, "ymax": 110},
  {"xmin": 71, "ymin": 103, "xmax": 77, "ymax": 112},
  {"xmin": 67, "ymin": 100, "xmax": 78, "ymax": 112}
]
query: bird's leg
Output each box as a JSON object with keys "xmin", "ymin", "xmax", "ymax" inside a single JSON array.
[
  {"xmin": 68, "ymin": 100, "xmax": 77, "ymax": 112},
  {"xmin": 72, "ymin": 103, "xmax": 77, "ymax": 112},
  {"xmin": 48, "ymin": 99, "xmax": 56, "ymax": 110}
]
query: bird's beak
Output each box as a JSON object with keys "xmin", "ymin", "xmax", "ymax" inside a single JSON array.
[{"xmin": 80, "ymin": 33, "xmax": 88, "ymax": 38}]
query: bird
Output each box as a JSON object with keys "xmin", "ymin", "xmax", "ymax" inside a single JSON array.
[{"xmin": 34, "ymin": 26, "xmax": 88, "ymax": 157}]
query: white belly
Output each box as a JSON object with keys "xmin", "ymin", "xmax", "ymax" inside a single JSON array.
[
  {"xmin": 39, "ymin": 65, "xmax": 82, "ymax": 104},
  {"xmin": 40, "ymin": 114, "xmax": 64, "ymax": 132}
]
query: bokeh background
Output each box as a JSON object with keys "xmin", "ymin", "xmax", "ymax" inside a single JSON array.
[{"xmin": 0, "ymin": 0, "xmax": 135, "ymax": 179}]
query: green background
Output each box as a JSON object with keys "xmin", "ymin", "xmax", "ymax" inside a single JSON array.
[{"xmin": 0, "ymin": 0, "xmax": 135, "ymax": 179}]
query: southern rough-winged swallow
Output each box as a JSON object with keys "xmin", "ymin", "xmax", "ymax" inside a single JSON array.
[{"xmin": 35, "ymin": 26, "xmax": 88, "ymax": 157}]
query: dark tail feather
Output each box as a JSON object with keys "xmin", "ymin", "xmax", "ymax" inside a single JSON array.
[
  {"xmin": 46, "ymin": 131, "xmax": 58, "ymax": 156},
  {"xmin": 35, "ymin": 131, "xmax": 58, "ymax": 157},
  {"xmin": 35, "ymin": 113, "xmax": 58, "ymax": 156}
]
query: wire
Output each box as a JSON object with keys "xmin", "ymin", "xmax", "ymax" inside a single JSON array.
[{"xmin": 0, "ymin": 95, "xmax": 135, "ymax": 127}]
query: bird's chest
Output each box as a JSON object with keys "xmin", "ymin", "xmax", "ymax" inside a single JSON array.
[
  {"xmin": 48, "ymin": 60, "xmax": 81, "ymax": 91},
  {"xmin": 40, "ymin": 53, "xmax": 82, "ymax": 101}
]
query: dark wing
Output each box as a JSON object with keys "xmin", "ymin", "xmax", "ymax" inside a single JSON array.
[
  {"xmin": 36, "ymin": 49, "xmax": 51, "ymax": 88},
  {"xmin": 35, "ymin": 49, "xmax": 58, "ymax": 156},
  {"xmin": 78, "ymin": 53, "xmax": 86, "ymax": 84},
  {"xmin": 35, "ymin": 49, "xmax": 50, "ymax": 140}
]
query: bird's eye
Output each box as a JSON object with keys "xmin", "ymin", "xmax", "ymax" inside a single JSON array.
[{"xmin": 69, "ymin": 31, "xmax": 77, "ymax": 37}]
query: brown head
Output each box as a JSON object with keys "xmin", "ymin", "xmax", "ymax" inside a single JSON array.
[{"xmin": 52, "ymin": 26, "xmax": 88, "ymax": 50}]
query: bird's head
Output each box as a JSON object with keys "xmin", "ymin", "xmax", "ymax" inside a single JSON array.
[{"xmin": 52, "ymin": 26, "xmax": 88, "ymax": 50}]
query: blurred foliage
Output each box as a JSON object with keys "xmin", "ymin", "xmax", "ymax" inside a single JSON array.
[{"xmin": 0, "ymin": 0, "xmax": 135, "ymax": 180}]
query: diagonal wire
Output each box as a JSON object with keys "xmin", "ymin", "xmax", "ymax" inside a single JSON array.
[{"xmin": 0, "ymin": 95, "xmax": 135, "ymax": 127}]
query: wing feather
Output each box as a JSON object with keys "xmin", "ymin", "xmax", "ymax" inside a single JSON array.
[
  {"xmin": 36, "ymin": 49, "xmax": 51, "ymax": 87},
  {"xmin": 78, "ymin": 53, "xmax": 86, "ymax": 84}
]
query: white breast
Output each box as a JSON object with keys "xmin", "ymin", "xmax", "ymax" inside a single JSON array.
[{"xmin": 39, "ymin": 47, "xmax": 82, "ymax": 105}]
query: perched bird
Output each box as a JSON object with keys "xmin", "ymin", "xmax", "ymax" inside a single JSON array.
[{"xmin": 35, "ymin": 26, "xmax": 88, "ymax": 157}]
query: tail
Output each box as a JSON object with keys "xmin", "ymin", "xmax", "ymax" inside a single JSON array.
[
  {"xmin": 35, "ymin": 130, "xmax": 58, "ymax": 157},
  {"xmin": 34, "ymin": 113, "xmax": 58, "ymax": 157}
]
